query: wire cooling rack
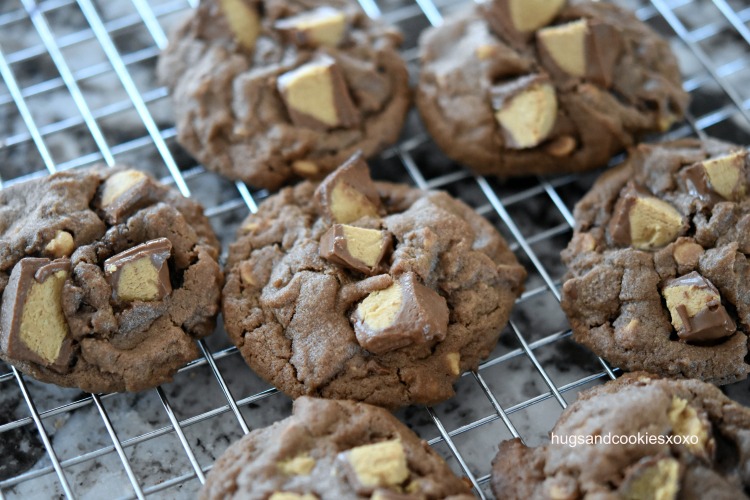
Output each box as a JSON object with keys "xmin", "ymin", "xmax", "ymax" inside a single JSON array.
[{"xmin": 1, "ymin": 0, "xmax": 750, "ymax": 498}]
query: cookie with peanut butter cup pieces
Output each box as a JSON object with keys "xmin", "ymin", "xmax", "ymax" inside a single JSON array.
[
  {"xmin": 0, "ymin": 166, "xmax": 222, "ymax": 393},
  {"xmin": 222, "ymin": 153, "xmax": 526, "ymax": 408},
  {"xmin": 562, "ymin": 138, "xmax": 750, "ymax": 384},
  {"xmin": 416, "ymin": 0, "xmax": 688, "ymax": 177},
  {"xmin": 200, "ymin": 397, "xmax": 474, "ymax": 499},
  {"xmin": 491, "ymin": 373, "xmax": 750, "ymax": 499},
  {"xmin": 158, "ymin": 0, "xmax": 409, "ymax": 190}
]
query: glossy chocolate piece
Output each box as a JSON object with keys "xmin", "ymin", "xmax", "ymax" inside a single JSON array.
[
  {"xmin": 319, "ymin": 224, "xmax": 392, "ymax": 275},
  {"xmin": 104, "ymin": 238, "xmax": 173, "ymax": 303},
  {"xmin": 352, "ymin": 272, "xmax": 449, "ymax": 354},
  {"xmin": 0, "ymin": 258, "xmax": 73, "ymax": 371}
]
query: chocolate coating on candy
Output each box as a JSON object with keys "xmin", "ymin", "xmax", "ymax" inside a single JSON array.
[
  {"xmin": 663, "ymin": 272, "xmax": 736, "ymax": 343},
  {"xmin": 352, "ymin": 272, "xmax": 449, "ymax": 354},
  {"xmin": 104, "ymin": 238, "xmax": 173, "ymax": 303},
  {"xmin": 0, "ymin": 258, "xmax": 73, "ymax": 371},
  {"xmin": 319, "ymin": 224, "xmax": 392, "ymax": 275}
]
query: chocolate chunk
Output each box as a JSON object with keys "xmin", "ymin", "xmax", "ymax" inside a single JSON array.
[
  {"xmin": 274, "ymin": 6, "xmax": 347, "ymax": 48},
  {"xmin": 319, "ymin": 224, "xmax": 392, "ymax": 275},
  {"xmin": 352, "ymin": 272, "xmax": 449, "ymax": 354},
  {"xmin": 277, "ymin": 55, "xmax": 360, "ymax": 132},
  {"xmin": 0, "ymin": 258, "xmax": 73, "ymax": 371},
  {"xmin": 104, "ymin": 238, "xmax": 173, "ymax": 303},
  {"xmin": 662, "ymin": 272, "xmax": 736, "ymax": 343},
  {"xmin": 314, "ymin": 153, "xmax": 382, "ymax": 224}
]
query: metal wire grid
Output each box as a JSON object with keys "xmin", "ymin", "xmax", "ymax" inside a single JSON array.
[{"xmin": 0, "ymin": 0, "xmax": 749, "ymax": 497}]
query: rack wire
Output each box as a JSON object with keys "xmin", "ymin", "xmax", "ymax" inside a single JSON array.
[{"xmin": 1, "ymin": 0, "xmax": 749, "ymax": 498}]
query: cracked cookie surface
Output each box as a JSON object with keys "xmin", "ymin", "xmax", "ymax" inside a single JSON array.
[
  {"xmin": 0, "ymin": 166, "xmax": 222, "ymax": 393},
  {"xmin": 222, "ymin": 156, "xmax": 525, "ymax": 408},
  {"xmin": 492, "ymin": 373, "xmax": 750, "ymax": 499},
  {"xmin": 201, "ymin": 396, "xmax": 474, "ymax": 499},
  {"xmin": 562, "ymin": 138, "xmax": 750, "ymax": 384},
  {"xmin": 416, "ymin": 0, "xmax": 688, "ymax": 177},
  {"xmin": 158, "ymin": 0, "xmax": 410, "ymax": 190}
]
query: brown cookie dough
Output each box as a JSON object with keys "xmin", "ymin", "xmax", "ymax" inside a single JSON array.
[
  {"xmin": 158, "ymin": 0, "xmax": 410, "ymax": 190},
  {"xmin": 0, "ymin": 166, "xmax": 223, "ymax": 393},
  {"xmin": 562, "ymin": 138, "xmax": 750, "ymax": 384},
  {"xmin": 416, "ymin": 0, "xmax": 689, "ymax": 177},
  {"xmin": 200, "ymin": 396, "xmax": 474, "ymax": 499},
  {"xmin": 491, "ymin": 373, "xmax": 750, "ymax": 499},
  {"xmin": 222, "ymin": 155, "xmax": 525, "ymax": 408}
]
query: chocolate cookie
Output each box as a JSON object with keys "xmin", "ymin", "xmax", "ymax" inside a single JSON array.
[
  {"xmin": 562, "ymin": 138, "xmax": 750, "ymax": 384},
  {"xmin": 201, "ymin": 396, "xmax": 474, "ymax": 499},
  {"xmin": 158, "ymin": 0, "xmax": 410, "ymax": 190},
  {"xmin": 416, "ymin": 0, "xmax": 689, "ymax": 177},
  {"xmin": 222, "ymin": 154, "xmax": 526, "ymax": 408},
  {"xmin": 491, "ymin": 373, "xmax": 750, "ymax": 499},
  {"xmin": 0, "ymin": 167, "xmax": 223, "ymax": 393}
]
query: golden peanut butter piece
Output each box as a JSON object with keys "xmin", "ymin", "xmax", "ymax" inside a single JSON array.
[
  {"xmin": 44, "ymin": 230, "xmax": 75, "ymax": 258},
  {"xmin": 702, "ymin": 151, "xmax": 747, "ymax": 201},
  {"xmin": 545, "ymin": 135, "xmax": 577, "ymax": 157},
  {"xmin": 628, "ymin": 198, "xmax": 683, "ymax": 250},
  {"xmin": 319, "ymin": 224, "xmax": 391, "ymax": 275},
  {"xmin": 275, "ymin": 7, "xmax": 346, "ymax": 48},
  {"xmin": 502, "ymin": 0, "xmax": 566, "ymax": 33},
  {"xmin": 445, "ymin": 352, "xmax": 461, "ymax": 376},
  {"xmin": 278, "ymin": 453, "xmax": 316, "ymax": 476},
  {"xmin": 492, "ymin": 75, "xmax": 558, "ymax": 149},
  {"xmin": 621, "ymin": 457, "xmax": 680, "ymax": 500},
  {"xmin": 0, "ymin": 258, "xmax": 72, "ymax": 369},
  {"xmin": 609, "ymin": 184, "xmax": 684, "ymax": 250},
  {"xmin": 538, "ymin": 19, "xmax": 588, "ymax": 77},
  {"xmin": 104, "ymin": 238, "xmax": 173, "ymax": 303},
  {"xmin": 268, "ymin": 494, "xmax": 317, "ymax": 500},
  {"xmin": 315, "ymin": 154, "xmax": 382, "ymax": 224},
  {"xmin": 277, "ymin": 55, "xmax": 360, "ymax": 131},
  {"xmin": 219, "ymin": 0, "xmax": 261, "ymax": 52},
  {"xmin": 292, "ymin": 160, "xmax": 319, "ymax": 177},
  {"xmin": 346, "ymin": 440, "xmax": 409, "ymax": 490},
  {"xmin": 668, "ymin": 396, "xmax": 712, "ymax": 458}
]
